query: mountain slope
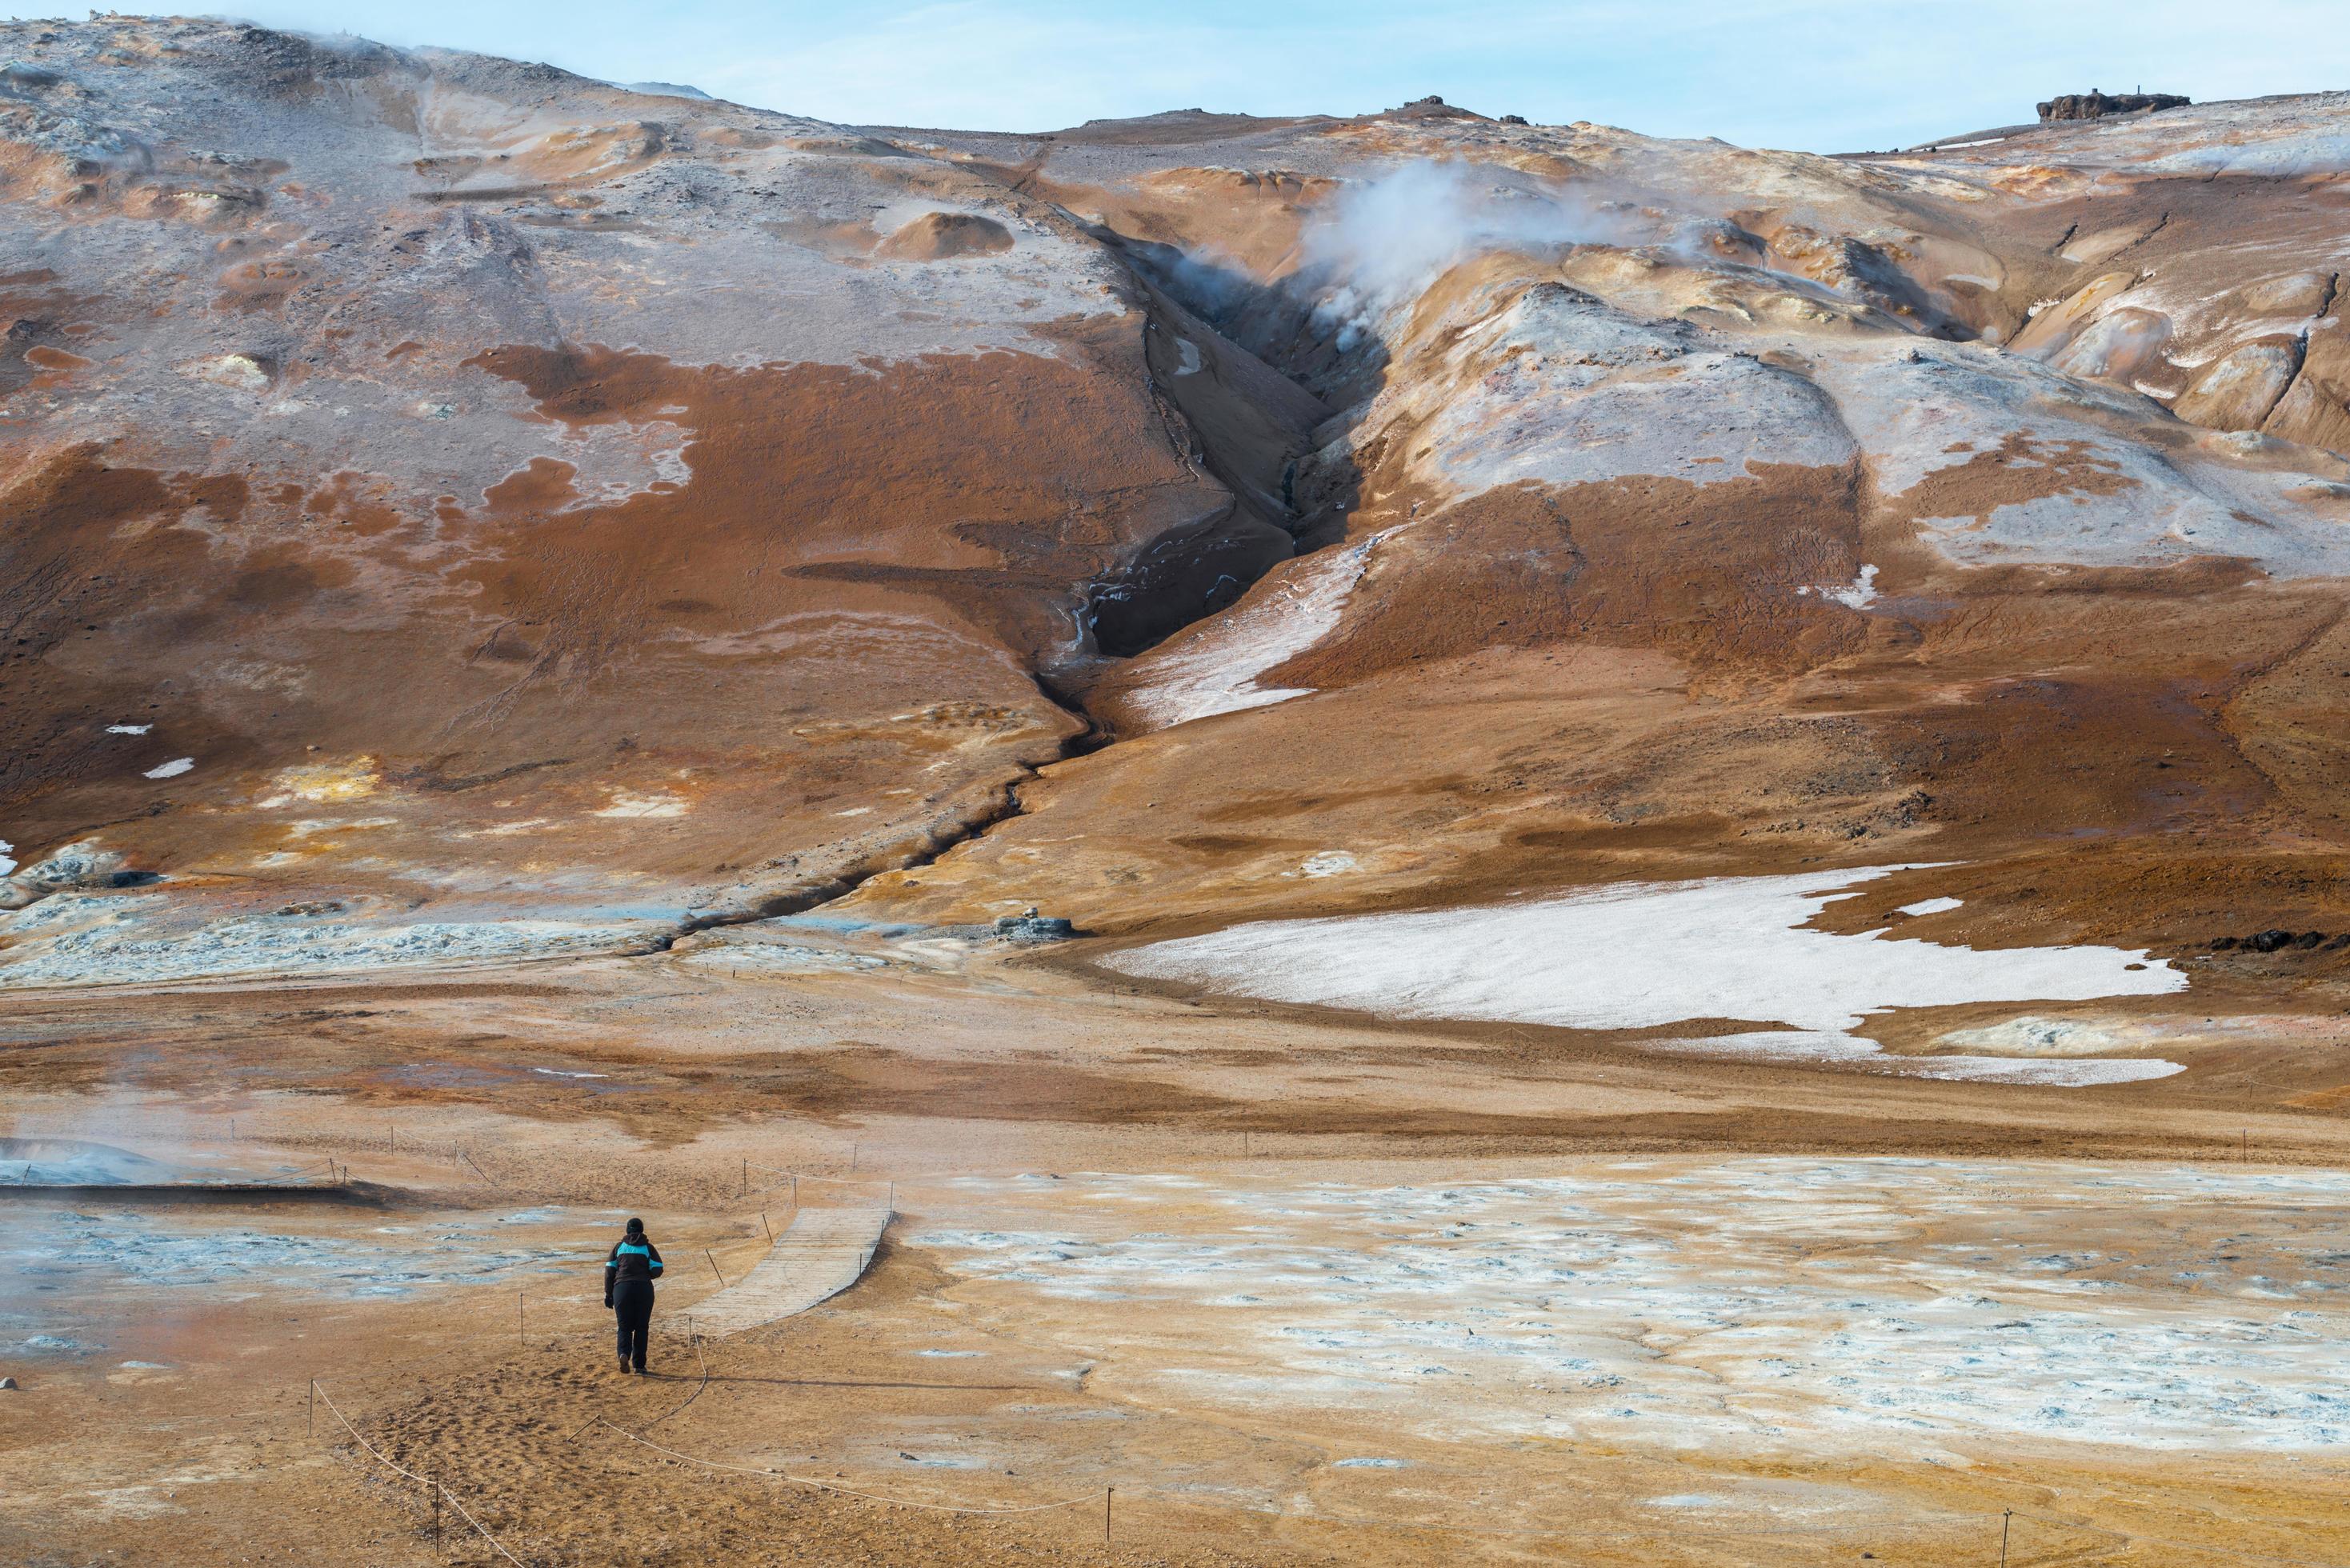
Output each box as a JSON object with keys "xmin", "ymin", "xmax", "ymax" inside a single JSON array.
[{"xmin": 8, "ymin": 18, "xmax": 2350, "ymax": 1024}]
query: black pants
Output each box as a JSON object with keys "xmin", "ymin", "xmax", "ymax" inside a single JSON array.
[{"xmin": 612, "ymin": 1279, "xmax": 653, "ymax": 1368}]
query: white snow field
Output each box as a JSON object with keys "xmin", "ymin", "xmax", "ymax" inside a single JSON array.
[{"xmin": 1107, "ymin": 868, "xmax": 2187, "ymax": 1083}]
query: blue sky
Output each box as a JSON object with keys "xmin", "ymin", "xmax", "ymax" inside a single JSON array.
[{"xmin": 65, "ymin": 3, "xmax": 2350, "ymax": 149}]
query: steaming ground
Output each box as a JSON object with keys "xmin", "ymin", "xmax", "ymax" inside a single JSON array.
[{"xmin": 10, "ymin": 14, "xmax": 2350, "ymax": 1563}]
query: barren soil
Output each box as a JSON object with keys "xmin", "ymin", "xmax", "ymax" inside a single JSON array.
[{"xmin": 5, "ymin": 17, "xmax": 2350, "ymax": 1564}]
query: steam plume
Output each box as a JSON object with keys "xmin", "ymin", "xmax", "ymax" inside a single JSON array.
[{"xmin": 1299, "ymin": 161, "xmax": 1637, "ymax": 347}]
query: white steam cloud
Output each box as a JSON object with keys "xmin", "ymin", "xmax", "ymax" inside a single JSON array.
[{"xmin": 1299, "ymin": 161, "xmax": 1639, "ymax": 349}]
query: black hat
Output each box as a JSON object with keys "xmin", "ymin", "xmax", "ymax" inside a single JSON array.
[{"xmin": 625, "ymin": 1217, "xmax": 645, "ymax": 1234}]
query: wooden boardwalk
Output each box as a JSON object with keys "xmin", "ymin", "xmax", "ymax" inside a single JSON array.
[{"xmin": 683, "ymin": 1202, "xmax": 893, "ymax": 1338}]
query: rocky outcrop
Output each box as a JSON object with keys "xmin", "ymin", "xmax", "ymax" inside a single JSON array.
[
  {"xmin": 2038, "ymin": 90, "xmax": 2189, "ymax": 122},
  {"xmin": 1385, "ymin": 94, "xmax": 1485, "ymax": 122},
  {"xmin": 2175, "ymin": 337, "xmax": 2304, "ymax": 431}
]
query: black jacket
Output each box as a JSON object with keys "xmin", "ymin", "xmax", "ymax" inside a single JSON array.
[{"xmin": 604, "ymin": 1235, "xmax": 663, "ymax": 1305}]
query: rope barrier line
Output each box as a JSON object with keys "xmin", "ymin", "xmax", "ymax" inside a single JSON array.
[
  {"xmin": 1125, "ymin": 1486, "xmax": 2016, "ymax": 1546},
  {"xmin": 318, "ymin": 1369, "xmax": 2335, "ymax": 1565},
  {"xmin": 1115, "ymin": 1490, "xmax": 2338, "ymax": 1562},
  {"xmin": 310, "ymin": 1381, "xmax": 527, "ymax": 1567},
  {"xmin": 591, "ymin": 1418, "xmax": 2316, "ymax": 1561},
  {"xmin": 601, "ymin": 1412, "xmax": 2249, "ymax": 1554},
  {"xmin": 743, "ymin": 1162, "xmax": 891, "ymax": 1196},
  {"xmin": 591, "ymin": 1417, "xmax": 1106, "ymax": 1517},
  {"xmin": 639, "ymin": 1326, "xmax": 714, "ymax": 1431}
]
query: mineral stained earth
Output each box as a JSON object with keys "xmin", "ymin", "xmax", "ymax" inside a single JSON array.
[{"xmin": 3, "ymin": 17, "xmax": 2350, "ymax": 1566}]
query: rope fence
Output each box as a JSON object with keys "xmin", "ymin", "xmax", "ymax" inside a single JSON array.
[
  {"xmin": 637, "ymin": 1325, "xmax": 714, "ymax": 1431},
  {"xmin": 301, "ymin": 1315, "xmax": 2341, "ymax": 1568},
  {"xmin": 1116, "ymin": 1488, "xmax": 2340, "ymax": 1563},
  {"xmin": 590, "ymin": 1416, "xmax": 1110, "ymax": 1518},
  {"xmin": 311, "ymin": 1380, "xmax": 528, "ymax": 1566},
  {"xmin": 575, "ymin": 1407, "xmax": 2340, "ymax": 1565},
  {"xmin": 741, "ymin": 1161, "xmax": 895, "ymax": 1210},
  {"xmin": 222, "ymin": 1170, "xmax": 2346, "ymax": 1566}
]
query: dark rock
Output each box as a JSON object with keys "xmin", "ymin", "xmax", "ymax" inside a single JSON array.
[
  {"xmin": 2326, "ymin": 934, "xmax": 2350, "ymax": 951},
  {"xmin": 2038, "ymin": 90, "xmax": 2190, "ymax": 122},
  {"xmin": 1387, "ymin": 94, "xmax": 1483, "ymax": 122},
  {"xmin": 2247, "ymin": 929, "xmax": 2295, "ymax": 954},
  {"xmin": 1499, "ymin": 114, "xmax": 1528, "ymax": 126},
  {"xmin": 994, "ymin": 910, "xmax": 1078, "ymax": 942},
  {"xmin": 2209, "ymin": 936, "xmax": 2239, "ymax": 950},
  {"xmin": 0, "ymin": 1376, "xmax": 15, "ymax": 1390},
  {"xmin": 2295, "ymin": 931, "xmax": 2328, "ymax": 950}
]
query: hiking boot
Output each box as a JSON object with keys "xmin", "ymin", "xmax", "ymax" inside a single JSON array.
[{"xmin": 617, "ymin": 1356, "xmax": 632, "ymax": 1374}]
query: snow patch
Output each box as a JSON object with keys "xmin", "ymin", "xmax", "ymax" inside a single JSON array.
[
  {"xmin": 1825, "ymin": 564, "xmax": 1877, "ymax": 609},
  {"xmin": 594, "ymin": 791, "xmax": 689, "ymax": 818},
  {"xmin": 142, "ymin": 758, "xmax": 193, "ymax": 780},
  {"xmin": 1800, "ymin": 564, "xmax": 1878, "ymax": 608},
  {"xmin": 1898, "ymin": 897, "xmax": 1963, "ymax": 917},
  {"xmin": 1109, "ymin": 869, "xmax": 2184, "ymax": 1083},
  {"xmin": 1900, "ymin": 1055, "xmax": 2179, "ymax": 1086},
  {"xmin": 1126, "ymin": 536, "xmax": 1385, "ymax": 729},
  {"xmin": 1937, "ymin": 1016, "xmax": 2124, "ymax": 1056}
]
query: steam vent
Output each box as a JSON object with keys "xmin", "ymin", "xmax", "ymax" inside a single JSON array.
[{"xmin": 4, "ymin": 13, "xmax": 2350, "ymax": 1566}]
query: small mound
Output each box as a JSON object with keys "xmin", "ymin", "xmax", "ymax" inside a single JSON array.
[
  {"xmin": 783, "ymin": 134, "xmax": 910, "ymax": 158},
  {"xmin": 875, "ymin": 210, "xmax": 1013, "ymax": 260}
]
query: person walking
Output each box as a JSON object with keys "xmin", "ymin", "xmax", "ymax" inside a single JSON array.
[{"xmin": 604, "ymin": 1217, "xmax": 663, "ymax": 1374}]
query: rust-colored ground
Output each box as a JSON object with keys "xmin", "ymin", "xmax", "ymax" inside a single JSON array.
[{"xmin": 6, "ymin": 946, "xmax": 2348, "ymax": 1565}]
